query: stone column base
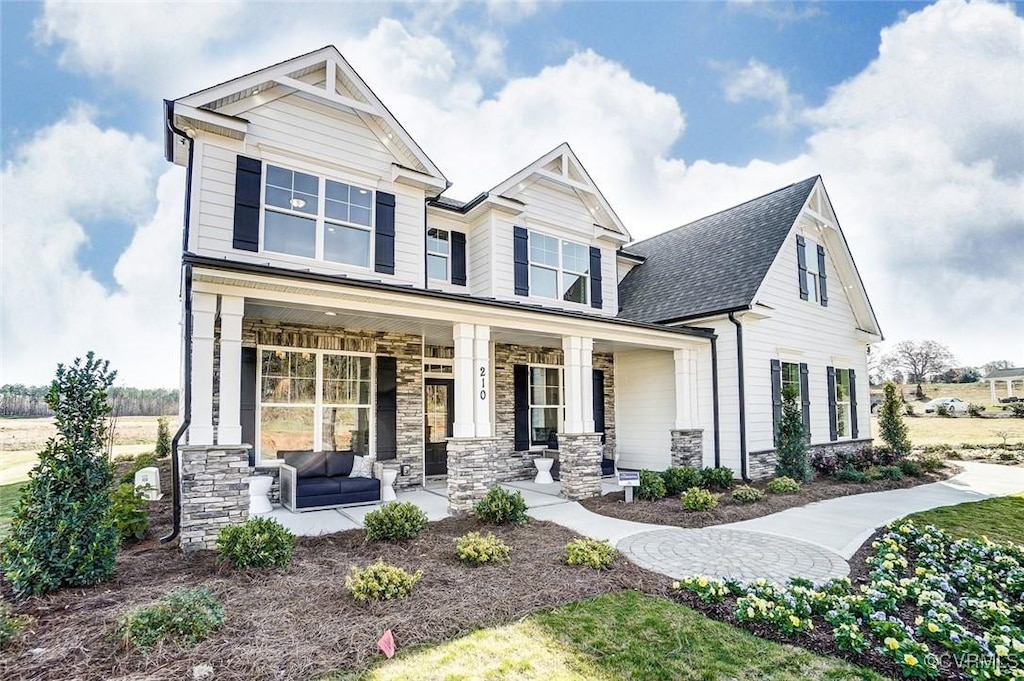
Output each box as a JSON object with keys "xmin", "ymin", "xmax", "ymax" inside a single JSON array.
[
  {"xmin": 178, "ymin": 445, "xmax": 251, "ymax": 552},
  {"xmin": 670, "ymin": 429, "xmax": 704, "ymax": 469},
  {"xmin": 446, "ymin": 437, "xmax": 502, "ymax": 515},
  {"xmin": 558, "ymin": 433, "xmax": 604, "ymax": 500}
]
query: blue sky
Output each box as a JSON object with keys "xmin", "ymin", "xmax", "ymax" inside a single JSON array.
[{"xmin": 2, "ymin": 1, "xmax": 1022, "ymax": 386}]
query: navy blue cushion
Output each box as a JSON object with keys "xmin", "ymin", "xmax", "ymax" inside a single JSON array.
[
  {"xmin": 283, "ymin": 451, "xmax": 327, "ymax": 479},
  {"xmin": 295, "ymin": 475, "xmax": 341, "ymax": 498},
  {"xmin": 324, "ymin": 451, "xmax": 356, "ymax": 477},
  {"xmin": 336, "ymin": 477, "xmax": 380, "ymax": 494}
]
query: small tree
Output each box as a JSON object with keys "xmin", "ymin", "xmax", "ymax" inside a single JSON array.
[
  {"xmin": 878, "ymin": 382, "xmax": 912, "ymax": 458},
  {"xmin": 775, "ymin": 385, "xmax": 811, "ymax": 482},
  {"xmin": 155, "ymin": 416, "xmax": 171, "ymax": 459},
  {"xmin": 0, "ymin": 353, "xmax": 120, "ymax": 597}
]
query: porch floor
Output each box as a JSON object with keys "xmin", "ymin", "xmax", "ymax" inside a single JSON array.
[{"xmin": 263, "ymin": 477, "xmax": 620, "ymax": 537}]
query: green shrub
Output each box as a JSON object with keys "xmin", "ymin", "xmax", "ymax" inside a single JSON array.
[
  {"xmin": 935, "ymin": 403, "xmax": 953, "ymax": 418},
  {"xmin": 879, "ymin": 382, "xmax": 912, "ymax": 456},
  {"xmin": 155, "ymin": 416, "xmax": 171, "ymax": 459},
  {"xmin": 699, "ymin": 467, "xmax": 734, "ymax": 491},
  {"xmin": 775, "ymin": 385, "xmax": 811, "ymax": 481},
  {"xmin": 117, "ymin": 587, "xmax": 223, "ymax": 651},
  {"xmin": 834, "ymin": 466, "xmax": 870, "ymax": 484},
  {"xmin": 681, "ymin": 487, "xmax": 720, "ymax": 511},
  {"xmin": 110, "ymin": 483, "xmax": 149, "ymax": 543},
  {"xmin": 563, "ymin": 538, "xmax": 616, "ymax": 569},
  {"xmin": 914, "ymin": 451, "xmax": 945, "ymax": 472},
  {"xmin": 455, "ymin": 531, "xmax": 511, "ymax": 565},
  {"xmin": 345, "ymin": 561, "xmax": 421, "ymax": 601},
  {"xmin": 119, "ymin": 451, "xmax": 158, "ymax": 486},
  {"xmin": 216, "ymin": 517, "xmax": 295, "ymax": 569},
  {"xmin": 636, "ymin": 470, "xmax": 667, "ymax": 501},
  {"xmin": 967, "ymin": 403, "xmax": 985, "ymax": 418},
  {"xmin": 0, "ymin": 353, "xmax": 119, "ymax": 597},
  {"xmin": 1010, "ymin": 403, "xmax": 1024, "ymax": 418},
  {"xmin": 661, "ymin": 467, "xmax": 700, "ymax": 496},
  {"xmin": 876, "ymin": 465, "xmax": 904, "ymax": 481},
  {"xmin": 364, "ymin": 501, "xmax": 429, "ymax": 541},
  {"xmin": 473, "ymin": 487, "xmax": 528, "ymax": 525},
  {"xmin": 730, "ymin": 485, "xmax": 765, "ymax": 504},
  {"xmin": 766, "ymin": 476, "xmax": 802, "ymax": 494},
  {"xmin": 0, "ymin": 602, "xmax": 25, "ymax": 649},
  {"xmin": 897, "ymin": 459, "xmax": 924, "ymax": 478}
]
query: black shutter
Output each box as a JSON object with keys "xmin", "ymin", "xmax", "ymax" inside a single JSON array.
[
  {"xmin": 770, "ymin": 360, "xmax": 782, "ymax": 446},
  {"xmin": 796, "ymin": 235, "xmax": 808, "ymax": 300},
  {"xmin": 513, "ymin": 364, "xmax": 529, "ymax": 450},
  {"xmin": 513, "ymin": 227, "xmax": 529, "ymax": 296},
  {"xmin": 593, "ymin": 369, "xmax": 606, "ymax": 443},
  {"xmin": 240, "ymin": 347, "xmax": 257, "ymax": 466},
  {"xmin": 375, "ymin": 357, "xmax": 397, "ymax": 460},
  {"xmin": 827, "ymin": 366, "xmax": 838, "ymax": 441},
  {"xmin": 589, "ymin": 247, "xmax": 603, "ymax": 309},
  {"xmin": 374, "ymin": 192, "xmax": 396, "ymax": 275},
  {"xmin": 799, "ymin": 362, "xmax": 811, "ymax": 442},
  {"xmin": 817, "ymin": 244, "xmax": 828, "ymax": 307},
  {"xmin": 451, "ymin": 231, "xmax": 467, "ymax": 286},
  {"xmin": 233, "ymin": 156, "xmax": 262, "ymax": 252},
  {"xmin": 849, "ymin": 369, "xmax": 859, "ymax": 439}
]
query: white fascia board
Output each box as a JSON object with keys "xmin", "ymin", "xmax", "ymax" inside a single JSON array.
[
  {"xmin": 173, "ymin": 103, "xmax": 248, "ymax": 139},
  {"xmin": 392, "ymin": 164, "xmax": 448, "ymax": 192}
]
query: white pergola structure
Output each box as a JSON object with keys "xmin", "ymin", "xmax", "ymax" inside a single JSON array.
[{"xmin": 988, "ymin": 368, "xmax": 1024, "ymax": 403}]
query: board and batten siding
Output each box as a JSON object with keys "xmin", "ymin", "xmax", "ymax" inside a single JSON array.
[
  {"xmin": 741, "ymin": 226, "xmax": 872, "ymax": 454},
  {"xmin": 189, "ymin": 91, "xmax": 426, "ymax": 287},
  {"xmin": 614, "ymin": 350, "xmax": 675, "ymax": 470}
]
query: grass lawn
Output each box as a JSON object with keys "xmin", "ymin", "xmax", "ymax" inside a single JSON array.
[
  {"xmin": 870, "ymin": 415, "xmax": 1024, "ymax": 447},
  {"xmin": 905, "ymin": 493, "xmax": 1024, "ymax": 544},
  {"xmin": 0, "ymin": 480, "xmax": 27, "ymax": 540},
  {"xmin": 348, "ymin": 592, "xmax": 881, "ymax": 681}
]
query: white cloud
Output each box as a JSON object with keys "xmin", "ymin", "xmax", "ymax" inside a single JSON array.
[{"xmin": 722, "ymin": 59, "xmax": 805, "ymax": 129}]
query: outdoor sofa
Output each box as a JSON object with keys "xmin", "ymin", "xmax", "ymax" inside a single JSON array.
[{"xmin": 279, "ymin": 450, "xmax": 382, "ymax": 511}]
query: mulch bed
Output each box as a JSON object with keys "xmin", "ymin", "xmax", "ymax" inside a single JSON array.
[
  {"xmin": 580, "ymin": 467, "xmax": 957, "ymax": 528},
  {"xmin": 1, "ymin": 500, "xmax": 668, "ymax": 681}
]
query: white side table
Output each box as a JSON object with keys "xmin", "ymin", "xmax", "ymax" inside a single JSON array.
[
  {"xmin": 533, "ymin": 457, "xmax": 555, "ymax": 485},
  {"xmin": 380, "ymin": 468, "xmax": 399, "ymax": 502},
  {"xmin": 248, "ymin": 475, "xmax": 274, "ymax": 515}
]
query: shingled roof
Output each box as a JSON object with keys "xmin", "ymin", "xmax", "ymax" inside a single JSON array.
[{"xmin": 617, "ymin": 176, "xmax": 819, "ymax": 324}]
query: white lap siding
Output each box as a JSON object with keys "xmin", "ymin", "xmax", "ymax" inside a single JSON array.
[{"xmin": 614, "ymin": 350, "xmax": 674, "ymax": 471}]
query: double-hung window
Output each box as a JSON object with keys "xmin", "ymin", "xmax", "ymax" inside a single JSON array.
[
  {"xmin": 426, "ymin": 228, "xmax": 449, "ymax": 282},
  {"xmin": 833, "ymin": 368, "xmax": 851, "ymax": 438},
  {"xmin": 781, "ymin": 361, "xmax": 801, "ymax": 402},
  {"xmin": 263, "ymin": 164, "xmax": 373, "ymax": 267},
  {"xmin": 529, "ymin": 232, "xmax": 589, "ymax": 304},
  {"xmin": 258, "ymin": 348, "xmax": 372, "ymax": 463},
  {"xmin": 528, "ymin": 366, "xmax": 562, "ymax": 445}
]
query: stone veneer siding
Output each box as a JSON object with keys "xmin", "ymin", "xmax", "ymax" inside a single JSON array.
[
  {"xmin": 240, "ymin": 320, "xmax": 424, "ymax": 488},
  {"xmin": 747, "ymin": 438, "xmax": 873, "ymax": 480},
  {"xmin": 670, "ymin": 429, "xmax": 704, "ymax": 469},
  {"xmin": 179, "ymin": 445, "xmax": 250, "ymax": 552},
  {"xmin": 492, "ymin": 344, "xmax": 615, "ymax": 482},
  {"xmin": 446, "ymin": 437, "xmax": 502, "ymax": 514},
  {"xmin": 558, "ymin": 433, "xmax": 604, "ymax": 500}
]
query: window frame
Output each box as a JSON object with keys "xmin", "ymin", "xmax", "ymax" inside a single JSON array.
[
  {"xmin": 527, "ymin": 230, "xmax": 589, "ymax": 305},
  {"xmin": 801, "ymin": 237, "xmax": 820, "ymax": 304},
  {"xmin": 259, "ymin": 163, "xmax": 375, "ymax": 269},
  {"xmin": 781, "ymin": 361, "xmax": 801, "ymax": 403},
  {"xmin": 833, "ymin": 367, "xmax": 852, "ymax": 439},
  {"xmin": 255, "ymin": 345, "xmax": 376, "ymax": 466},
  {"xmin": 426, "ymin": 227, "xmax": 450, "ymax": 282},
  {"xmin": 527, "ymin": 364, "xmax": 563, "ymax": 446}
]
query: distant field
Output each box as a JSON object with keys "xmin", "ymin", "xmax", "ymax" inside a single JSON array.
[
  {"xmin": 874, "ymin": 381, "xmax": 1013, "ymax": 408},
  {"xmin": 871, "ymin": 415, "xmax": 1024, "ymax": 447},
  {"xmin": 0, "ymin": 416, "xmax": 177, "ymax": 485}
]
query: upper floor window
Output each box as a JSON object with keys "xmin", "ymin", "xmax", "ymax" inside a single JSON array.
[
  {"xmin": 803, "ymin": 239, "xmax": 820, "ymax": 303},
  {"xmin": 263, "ymin": 164, "xmax": 373, "ymax": 268},
  {"xmin": 797, "ymin": 234, "xmax": 828, "ymax": 307},
  {"xmin": 426, "ymin": 228, "xmax": 449, "ymax": 282},
  {"xmin": 529, "ymin": 232, "xmax": 589, "ymax": 304}
]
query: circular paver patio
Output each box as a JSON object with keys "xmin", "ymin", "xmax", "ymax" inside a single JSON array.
[{"xmin": 617, "ymin": 527, "xmax": 849, "ymax": 584}]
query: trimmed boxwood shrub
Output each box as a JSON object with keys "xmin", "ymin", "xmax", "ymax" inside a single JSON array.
[
  {"xmin": 345, "ymin": 561, "xmax": 421, "ymax": 601},
  {"xmin": 364, "ymin": 501, "xmax": 429, "ymax": 541},
  {"xmin": 455, "ymin": 531, "xmax": 511, "ymax": 565},
  {"xmin": 661, "ymin": 467, "xmax": 700, "ymax": 496},
  {"xmin": 682, "ymin": 487, "xmax": 720, "ymax": 511},
  {"xmin": 834, "ymin": 466, "xmax": 870, "ymax": 484},
  {"xmin": 117, "ymin": 587, "xmax": 223, "ymax": 651},
  {"xmin": 216, "ymin": 516, "xmax": 295, "ymax": 569},
  {"xmin": 730, "ymin": 485, "xmax": 765, "ymax": 504},
  {"xmin": 698, "ymin": 467, "xmax": 734, "ymax": 491},
  {"xmin": 473, "ymin": 487, "xmax": 528, "ymax": 525},
  {"xmin": 564, "ymin": 538, "xmax": 616, "ymax": 569},
  {"xmin": 897, "ymin": 459, "xmax": 924, "ymax": 478},
  {"xmin": 636, "ymin": 470, "xmax": 667, "ymax": 501},
  {"xmin": 875, "ymin": 465, "xmax": 904, "ymax": 481},
  {"xmin": 766, "ymin": 476, "xmax": 802, "ymax": 494}
]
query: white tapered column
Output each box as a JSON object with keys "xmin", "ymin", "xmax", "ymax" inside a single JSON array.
[
  {"xmin": 473, "ymin": 325, "xmax": 491, "ymax": 437},
  {"xmin": 217, "ymin": 296, "xmax": 244, "ymax": 445},
  {"xmin": 562, "ymin": 336, "xmax": 585, "ymax": 434},
  {"xmin": 189, "ymin": 292, "xmax": 217, "ymax": 445},
  {"xmin": 453, "ymin": 323, "xmax": 475, "ymax": 438},
  {"xmin": 673, "ymin": 348, "xmax": 698, "ymax": 429},
  {"xmin": 581, "ymin": 337, "xmax": 595, "ymax": 433}
]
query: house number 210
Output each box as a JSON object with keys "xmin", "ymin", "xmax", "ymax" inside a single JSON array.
[{"xmin": 479, "ymin": 366, "xmax": 487, "ymax": 401}]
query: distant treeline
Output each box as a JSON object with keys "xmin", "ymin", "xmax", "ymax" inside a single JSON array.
[{"xmin": 0, "ymin": 385, "xmax": 179, "ymax": 418}]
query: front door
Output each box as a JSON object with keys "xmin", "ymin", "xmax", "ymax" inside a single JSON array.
[{"xmin": 424, "ymin": 378, "xmax": 454, "ymax": 476}]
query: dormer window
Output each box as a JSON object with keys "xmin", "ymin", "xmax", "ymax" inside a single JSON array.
[{"xmin": 529, "ymin": 231, "xmax": 589, "ymax": 304}]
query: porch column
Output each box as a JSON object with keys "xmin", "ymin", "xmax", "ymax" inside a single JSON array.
[
  {"xmin": 581, "ymin": 337, "xmax": 595, "ymax": 433},
  {"xmin": 473, "ymin": 325, "xmax": 491, "ymax": 437},
  {"xmin": 562, "ymin": 336, "xmax": 586, "ymax": 434},
  {"xmin": 453, "ymin": 323, "xmax": 475, "ymax": 438},
  {"xmin": 189, "ymin": 292, "xmax": 217, "ymax": 445},
  {"xmin": 991, "ymin": 379, "xmax": 998, "ymax": 404},
  {"xmin": 673, "ymin": 348, "xmax": 698, "ymax": 429},
  {"xmin": 217, "ymin": 295, "xmax": 244, "ymax": 445},
  {"xmin": 1009, "ymin": 380, "xmax": 1016, "ymax": 398}
]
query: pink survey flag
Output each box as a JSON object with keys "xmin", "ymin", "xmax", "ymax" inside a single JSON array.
[{"xmin": 378, "ymin": 629, "xmax": 396, "ymax": 659}]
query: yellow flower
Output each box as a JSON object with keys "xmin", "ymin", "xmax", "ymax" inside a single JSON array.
[
  {"xmin": 789, "ymin": 615, "xmax": 801, "ymax": 627},
  {"xmin": 885, "ymin": 637, "xmax": 900, "ymax": 651},
  {"xmin": 996, "ymin": 645, "xmax": 1010, "ymax": 657},
  {"xmin": 904, "ymin": 654, "xmax": 918, "ymax": 667},
  {"xmin": 672, "ymin": 581, "xmax": 681, "ymax": 590},
  {"xmin": 698, "ymin": 577, "xmax": 708, "ymax": 588},
  {"xmin": 928, "ymin": 623, "xmax": 939, "ymax": 633},
  {"xmin": 914, "ymin": 616, "xmax": 924, "ymax": 626},
  {"xmin": 747, "ymin": 607, "xmax": 755, "ymax": 618}
]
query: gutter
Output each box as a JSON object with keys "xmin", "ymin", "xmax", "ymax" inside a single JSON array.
[
  {"xmin": 709, "ymin": 333, "xmax": 722, "ymax": 468},
  {"xmin": 728, "ymin": 312, "xmax": 750, "ymax": 482}
]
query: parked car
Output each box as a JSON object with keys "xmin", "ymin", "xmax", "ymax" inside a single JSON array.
[
  {"xmin": 999, "ymin": 396, "xmax": 1021, "ymax": 404},
  {"xmin": 924, "ymin": 397, "xmax": 970, "ymax": 414}
]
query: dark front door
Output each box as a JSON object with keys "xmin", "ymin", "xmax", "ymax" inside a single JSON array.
[{"xmin": 424, "ymin": 378, "xmax": 454, "ymax": 476}]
